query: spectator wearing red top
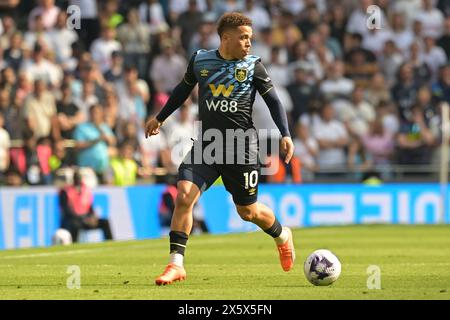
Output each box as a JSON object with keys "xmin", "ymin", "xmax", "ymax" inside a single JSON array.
[{"xmin": 59, "ymin": 169, "xmax": 113, "ymax": 242}]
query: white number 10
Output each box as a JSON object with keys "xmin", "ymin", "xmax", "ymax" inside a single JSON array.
[{"xmin": 244, "ymin": 171, "xmax": 258, "ymax": 189}]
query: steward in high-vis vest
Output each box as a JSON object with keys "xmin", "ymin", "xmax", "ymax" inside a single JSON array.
[
  {"xmin": 59, "ymin": 170, "xmax": 113, "ymax": 242},
  {"xmin": 108, "ymin": 140, "xmax": 138, "ymax": 186}
]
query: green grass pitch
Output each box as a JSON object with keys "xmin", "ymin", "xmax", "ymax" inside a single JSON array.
[{"xmin": 0, "ymin": 225, "xmax": 449, "ymax": 300}]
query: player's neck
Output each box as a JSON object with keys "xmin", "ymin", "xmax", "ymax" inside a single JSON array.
[{"xmin": 217, "ymin": 46, "xmax": 238, "ymax": 61}]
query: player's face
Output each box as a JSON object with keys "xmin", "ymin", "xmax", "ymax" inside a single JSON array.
[{"xmin": 226, "ymin": 26, "xmax": 253, "ymax": 60}]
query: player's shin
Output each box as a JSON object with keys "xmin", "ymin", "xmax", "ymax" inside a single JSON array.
[
  {"xmin": 169, "ymin": 231, "xmax": 189, "ymax": 267},
  {"xmin": 263, "ymin": 218, "xmax": 289, "ymax": 245}
]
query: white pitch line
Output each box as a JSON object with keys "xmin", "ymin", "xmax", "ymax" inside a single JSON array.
[
  {"xmin": 0, "ymin": 248, "xmax": 105, "ymax": 259},
  {"xmin": 0, "ymin": 235, "xmax": 247, "ymax": 260},
  {"xmin": 0, "ymin": 243, "xmax": 154, "ymax": 260}
]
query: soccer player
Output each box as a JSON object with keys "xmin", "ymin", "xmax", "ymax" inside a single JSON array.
[{"xmin": 145, "ymin": 12, "xmax": 295, "ymax": 286}]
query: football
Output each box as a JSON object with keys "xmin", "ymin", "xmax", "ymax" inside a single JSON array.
[
  {"xmin": 304, "ymin": 249, "xmax": 341, "ymax": 286},
  {"xmin": 52, "ymin": 228, "xmax": 73, "ymax": 246}
]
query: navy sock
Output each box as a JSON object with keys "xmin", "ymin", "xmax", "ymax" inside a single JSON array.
[
  {"xmin": 169, "ymin": 231, "xmax": 189, "ymax": 256},
  {"xmin": 263, "ymin": 219, "xmax": 282, "ymax": 238}
]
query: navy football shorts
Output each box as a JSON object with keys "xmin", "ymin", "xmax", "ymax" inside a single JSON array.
[{"xmin": 178, "ymin": 148, "xmax": 260, "ymax": 206}]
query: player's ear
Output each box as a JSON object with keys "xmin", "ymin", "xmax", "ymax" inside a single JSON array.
[
  {"xmin": 221, "ymin": 32, "xmax": 228, "ymax": 41},
  {"xmin": 222, "ymin": 30, "xmax": 233, "ymax": 41}
]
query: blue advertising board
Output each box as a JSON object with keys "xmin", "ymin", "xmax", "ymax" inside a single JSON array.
[{"xmin": 0, "ymin": 184, "xmax": 448, "ymax": 249}]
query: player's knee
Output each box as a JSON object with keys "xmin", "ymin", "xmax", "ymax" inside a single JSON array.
[
  {"xmin": 176, "ymin": 191, "xmax": 196, "ymax": 209},
  {"xmin": 236, "ymin": 206, "xmax": 258, "ymax": 222}
]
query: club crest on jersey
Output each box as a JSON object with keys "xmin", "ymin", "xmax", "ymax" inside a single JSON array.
[
  {"xmin": 200, "ymin": 69, "xmax": 209, "ymax": 77},
  {"xmin": 235, "ymin": 68, "xmax": 248, "ymax": 82}
]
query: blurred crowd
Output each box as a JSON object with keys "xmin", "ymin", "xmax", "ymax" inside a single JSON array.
[{"xmin": 0, "ymin": 0, "xmax": 449, "ymax": 186}]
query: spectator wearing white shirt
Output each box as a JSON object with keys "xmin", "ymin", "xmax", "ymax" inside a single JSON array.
[
  {"xmin": 243, "ymin": 0, "xmax": 271, "ymax": 32},
  {"xmin": 320, "ymin": 60, "xmax": 354, "ymax": 100},
  {"xmin": 140, "ymin": 128, "xmax": 175, "ymax": 177},
  {"xmin": 150, "ymin": 40, "xmax": 187, "ymax": 94},
  {"xmin": 115, "ymin": 66, "xmax": 149, "ymax": 134},
  {"xmin": 422, "ymin": 36, "xmax": 448, "ymax": 81},
  {"xmin": 138, "ymin": 0, "xmax": 168, "ymax": 34},
  {"xmin": 293, "ymin": 122, "xmax": 318, "ymax": 175},
  {"xmin": 267, "ymin": 46, "xmax": 290, "ymax": 87},
  {"xmin": 24, "ymin": 15, "xmax": 52, "ymax": 51},
  {"xmin": 379, "ymin": 40, "xmax": 405, "ymax": 88},
  {"xmin": 306, "ymin": 31, "xmax": 335, "ymax": 80},
  {"xmin": 28, "ymin": 0, "xmax": 60, "ymax": 31},
  {"xmin": 362, "ymin": 28, "xmax": 394, "ymax": 58},
  {"xmin": 337, "ymin": 86, "xmax": 376, "ymax": 138},
  {"xmin": 391, "ymin": 0, "xmax": 422, "ymax": 27},
  {"xmin": 390, "ymin": 12, "xmax": 414, "ymax": 54},
  {"xmin": 90, "ymin": 26, "xmax": 122, "ymax": 73},
  {"xmin": 414, "ymin": 0, "xmax": 445, "ymax": 39},
  {"xmin": 46, "ymin": 11, "xmax": 78, "ymax": 70},
  {"xmin": 20, "ymin": 43, "xmax": 62, "ymax": 88},
  {"xmin": 346, "ymin": 0, "xmax": 387, "ymax": 37},
  {"xmin": 252, "ymin": 27, "xmax": 281, "ymax": 65},
  {"xmin": 164, "ymin": 102, "xmax": 196, "ymax": 168},
  {"xmin": 311, "ymin": 102, "xmax": 349, "ymax": 171}
]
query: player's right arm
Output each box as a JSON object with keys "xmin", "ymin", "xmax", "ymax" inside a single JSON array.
[{"xmin": 145, "ymin": 53, "xmax": 198, "ymax": 138}]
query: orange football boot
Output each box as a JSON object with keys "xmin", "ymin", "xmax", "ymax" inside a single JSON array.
[
  {"xmin": 277, "ymin": 227, "xmax": 295, "ymax": 271},
  {"xmin": 155, "ymin": 263, "xmax": 186, "ymax": 286}
]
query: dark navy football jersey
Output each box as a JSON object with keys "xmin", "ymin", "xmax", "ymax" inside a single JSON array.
[
  {"xmin": 184, "ymin": 49, "xmax": 273, "ymax": 133},
  {"xmin": 182, "ymin": 49, "xmax": 274, "ymax": 164}
]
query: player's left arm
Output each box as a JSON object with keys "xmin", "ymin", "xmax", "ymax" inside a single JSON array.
[{"xmin": 254, "ymin": 60, "xmax": 294, "ymax": 164}]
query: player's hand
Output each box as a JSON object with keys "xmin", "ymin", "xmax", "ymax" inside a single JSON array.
[
  {"xmin": 145, "ymin": 117, "xmax": 163, "ymax": 138},
  {"xmin": 281, "ymin": 136, "xmax": 294, "ymax": 164}
]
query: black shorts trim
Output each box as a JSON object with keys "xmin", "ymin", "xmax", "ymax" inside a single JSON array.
[
  {"xmin": 177, "ymin": 163, "xmax": 219, "ymax": 194},
  {"xmin": 233, "ymin": 197, "xmax": 258, "ymax": 206}
]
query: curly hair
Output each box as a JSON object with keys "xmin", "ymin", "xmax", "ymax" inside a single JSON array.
[{"xmin": 217, "ymin": 12, "xmax": 252, "ymax": 38}]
